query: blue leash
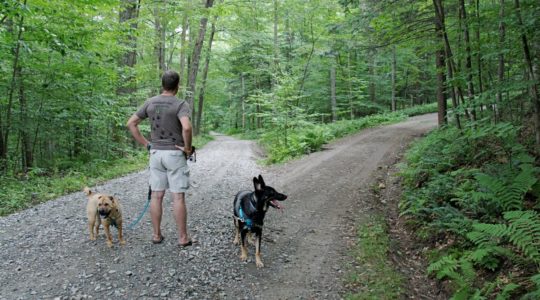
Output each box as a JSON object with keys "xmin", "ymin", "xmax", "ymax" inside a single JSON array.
[{"xmin": 127, "ymin": 186, "xmax": 152, "ymax": 230}]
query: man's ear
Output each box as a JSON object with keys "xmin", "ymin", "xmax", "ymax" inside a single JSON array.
[{"xmin": 253, "ymin": 177, "xmax": 262, "ymax": 191}]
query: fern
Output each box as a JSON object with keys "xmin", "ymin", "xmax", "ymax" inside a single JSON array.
[
  {"xmin": 468, "ymin": 223, "xmax": 508, "ymax": 245},
  {"xmin": 504, "ymin": 211, "xmax": 540, "ymax": 264},
  {"xmin": 467, "ymin": 245, "xmax": 511, "ymax": 271},
  {"xmin": 474, "ymin": 164, "xmax": 537, "ymax": 213},
  {"xmin": 494, "ymin": 283, "xmax": 520, "ymax": 300},
  {"xmin": 522, "ymin": 274, "xmax": 540, "ymax": 299},
  {"xmin": 428, "ymin": 255, "xmax": 461, "ymax": 280},
  {"xmin": 468, "ymin": 211, "xmax": 540, "ymax": 265},
  {"xmin": 428, "ymin": 254, "xmax": 476, "ymax": 298}
]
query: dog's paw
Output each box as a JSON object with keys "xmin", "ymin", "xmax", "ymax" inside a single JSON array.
[
  {"xmin": 89, "ymin": 236, "xmax": 96, "ymax": 241},
  {"xmin": 240, "ymin": 254, "xmax": 248, "ymax": 262},
  {"xmin": 256, "ymin": 260, "xmax": 264, "ymax": 268},
  {"xmin": 233, "ymin": 238, "xmax": 239, "ymax": 245},
  {"xmin": 106, "ymin": 240, "xmax": 113, "ymax": 247},
  {"xmin": 119, "ymin": 239, "xmax": 126, "ymax": 246}
]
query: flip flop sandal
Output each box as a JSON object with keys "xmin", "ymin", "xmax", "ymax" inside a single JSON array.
[
  {"xmin": 178, "ymin": 239, "xmax": 198, "ymax": 248},
  {"xmin": 152, "ymin": 235, "xmax": 165, "ymax": 244}
]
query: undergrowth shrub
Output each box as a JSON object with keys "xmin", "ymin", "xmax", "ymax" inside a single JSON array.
[
  {"xmin": 260, "ymin": 112, "xmax": 407, "ymax": 164},
  {"xmin": 400, "ymin": 121, "xmax": 540, "ymax": 299}
]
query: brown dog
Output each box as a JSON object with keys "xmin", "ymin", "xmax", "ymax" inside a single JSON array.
[{"xmin": 83, "ymin": 187, "xmax": 125, "ymax": 247}]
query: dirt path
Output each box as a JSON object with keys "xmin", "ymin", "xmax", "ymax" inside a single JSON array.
[{"xmin": 0, "ymin": 114, "xmax": 437, "ymax": 299}]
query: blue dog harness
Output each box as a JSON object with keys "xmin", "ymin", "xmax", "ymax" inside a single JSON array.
[
  {"xmin": 238, "ymin": 207, "xmax": 253, "ymax": 229},
  {"xmin": 235, "ymin": 191, "xmax": 259, "ymax": 230}
]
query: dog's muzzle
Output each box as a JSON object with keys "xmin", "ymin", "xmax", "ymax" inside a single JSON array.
[{"xmin": 99, "ymin": 210, "xmax": 109, "ymax": 218}]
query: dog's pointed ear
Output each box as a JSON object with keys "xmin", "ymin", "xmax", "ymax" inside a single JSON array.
[
  {"xmin": 109, "ymin": 196, "xmax": 115, "ymax": 202},
  {"xmin": 253, "ymin": 176, "xmax": 262, "ymax": 191},
  {"xmin": 258, "ymin": 175, "xmax": 266, "ymax": 187}
]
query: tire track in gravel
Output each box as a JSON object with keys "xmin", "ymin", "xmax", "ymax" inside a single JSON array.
[{"xmin": 0, "ymin": 114, "xmax": 437, "ymax": 299}]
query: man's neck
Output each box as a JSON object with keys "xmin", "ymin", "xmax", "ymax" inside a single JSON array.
[{"xmin": 161, "ymin": 90, "xmax": 177, "ymax": 97}]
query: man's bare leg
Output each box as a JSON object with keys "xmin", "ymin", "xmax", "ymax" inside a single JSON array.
[
  {"xmin": 172, "ymin": 192, "xmax": 190, "ymax": 245},
  {"xmin": 150, "ymin": 191, "xmax": 165, "ymax": 241}
]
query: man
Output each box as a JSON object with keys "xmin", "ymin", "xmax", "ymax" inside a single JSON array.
[{"xmin": 126, "ymin": 70, "xmax": 195, "ymax": 247}]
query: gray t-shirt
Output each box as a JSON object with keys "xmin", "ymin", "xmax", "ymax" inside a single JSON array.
[{"xmin": 135, "ymin": 95, "xmax": 191, "ymax": 150}]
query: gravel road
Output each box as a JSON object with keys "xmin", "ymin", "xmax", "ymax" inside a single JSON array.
[{"xmin": 0, "ymin": 113, "xmax": 437, "ymax": 299}]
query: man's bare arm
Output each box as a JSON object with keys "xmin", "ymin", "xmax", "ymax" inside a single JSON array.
[
  {"xmin": 126, "ymin": 114, "xmax": 151, "ymax": 148},
  {"xmin": 179, "ymin": 116, "xmax": 193, "ymax": 155}
]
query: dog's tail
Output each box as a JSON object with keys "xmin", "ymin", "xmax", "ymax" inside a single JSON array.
[{"xmin": 83, "ymin": 186, "xmax": 93, "ymax": 196}]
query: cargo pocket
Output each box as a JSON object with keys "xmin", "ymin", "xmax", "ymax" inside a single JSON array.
[
  {"xmin": 180, "ymin": 166, "xmax": 190, "ymax": 190},
  {"xmin": 182, "ymin": 166, "xmax": 189, "ymax": 189}
]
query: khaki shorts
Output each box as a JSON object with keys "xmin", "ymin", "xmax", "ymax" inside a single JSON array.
[{"xmin": 149, "ymin": 150, "xmax": 190, "ymax": 193}]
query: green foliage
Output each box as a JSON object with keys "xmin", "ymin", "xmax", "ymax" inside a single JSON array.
[
  {"xmin": 469, "ymin": 211, "xmax": 540, "ymax": 265},
  {"xmin": 428, "ymin": 254, "xmax": 476, "ymax": 296},
  {"xmin": 0, "ymin": 151, "xmax": 148, "ymax": 216},
  {"xmin": 474, "ymin": 164, "xmax": 537, "ymax": 213},
  {"xmin": 522, "ymin": 274, "xmax": 540, "ymax": 299},
  {"xmin": 400, "ymin": 121, "xmax": 539, "ymax": 298},
  {"xmin": 260, "ymin": 111, "xmax": 407, "ymax": 164},
  {"xmin": 0, "ymin": 135, "xmax": 212, "ymax": 216}
]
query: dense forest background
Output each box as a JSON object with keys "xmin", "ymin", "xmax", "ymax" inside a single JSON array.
[
  {"xmin": 1, "ymin": 0, "xmax": 540, "ymax": 298},
  {"xmin": 1, "ymin": 0, "xmax": 538, "ymax": 173}
]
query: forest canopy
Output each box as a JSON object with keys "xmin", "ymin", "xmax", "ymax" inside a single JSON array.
[{"xmin": 1, "ymin": 0, "xmax": 537, "ymax": 174}]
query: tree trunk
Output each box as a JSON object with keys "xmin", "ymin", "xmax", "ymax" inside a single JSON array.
[
  {"xmin": 368, "ymin": 49, "xmax": 376, "ymax": 103},
  {"xmin": 154, "ymin": 0, "xmax": 167, "ymax": 82},
  {"xmin": 330, "ymin": 66, "xmax": 337, "ymax": 122},
  {"xmin": 178, "ymin": 1, "xmax": 191, "ymax": 95},
  {"xmin": 514, "ymin": 0, "xmax": 540, "ymax": 151},
  {"xmin": 241, "ymin": 73, "xmax": 245, "ymax": 130},
  {"xmin": 2, "ymin": 4, "xmax": 25, "ymax": 165},
  {"xmin": 186, "ymin": 0, "xmax": 214, "ymax": 112},
  {"xmin": 347, "ymin": 52, "xmax": 354, "ymax": 119},
  {"xmin": 117, "ymin": 0, "xmax": 140, "ymax": 96},
  {"xmin": 475, "ymin": 0, "xmax": 484, "ymax": 96},
  {"xmin": 117, "ymin": 0, "xmax": 140, "ymax": 148},
  {"xmin": 460, "ymin": 0, "xmax": 477, "ymax": 120},
  {"xmin": 433, "ymin": 0, "xmax": 448, "ymax": 126},
  {"xmin": 391, "ymin": 45, "xmax": 397, "ymax": 112},
  {"xmin": 18, "ymin": 67, "xmax": 32, "ymax": 171},
  {"xmin": 272, "ymin": 0, "xmax": 279, "ymax": 91},
  {"xmin": 195, "ymin": 19, "xmax": 216, "ymax": 136},
  {"xmin": 297, "ymin": 19, "xmax": 316, "ymax": 98},
  {"xmin": 436, "ymin": 0, "xmax": 464, "ymax": 128},
  {"xmin": 496, "ymin": 0, "xmax": 506, "ymax": 122}
]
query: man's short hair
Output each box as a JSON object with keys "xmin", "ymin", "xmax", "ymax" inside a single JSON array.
[{"xmin": 162, "ymin": 70, "xmax": 180, "ymax": 91}]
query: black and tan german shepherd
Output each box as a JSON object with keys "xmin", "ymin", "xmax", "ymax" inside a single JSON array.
[{"xmin": 233, "ymin": 175, "xmax": 287, "ymax": 268}]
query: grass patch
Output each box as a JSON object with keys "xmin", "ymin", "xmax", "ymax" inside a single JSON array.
[
  {"xmin": 346, "ymin": 214, "xmax": 405, "ymax": 299},
  {"xmin": 0, "ymin": 134, "xmax": 212, "ymax": 216}
]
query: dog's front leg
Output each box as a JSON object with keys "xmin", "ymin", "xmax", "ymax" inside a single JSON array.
[
  {"xmin": 94, "ymin": 217, "xmax": 101, "ymax": 240},
  {"xmin": 240, "ymin": 229, "xmax": 248, "ymax": 262},
  {"xmin": 233, "ymin": 218, "xmax": 240, "ymax": 245},
  {"xmin": 255, "ymin": 231, "xmax": 264, "ymax": 268},
  {"xmin": 117, "ymin": 222, "xmax": 126, "ymax": 246},
  {"xmin": 103, "ymin": 221, "xmax": 113, "ymax": 247},
  {"xmin": 88, "ymin": 216, "xmax": 96, "ymax": 240}
]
